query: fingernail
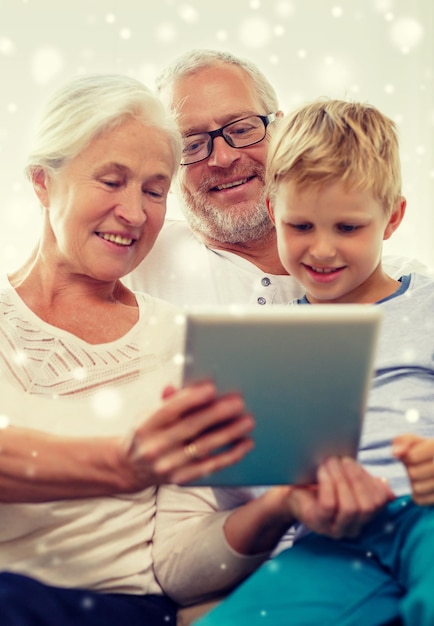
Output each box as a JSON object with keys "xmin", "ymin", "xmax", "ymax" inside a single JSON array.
[
  {"xmin": 391, "ymin": 444, "xmax": 403, "ymax": 457},
  {"xmin": 226, "ymin": 396, "xmax": 245, "ymax": 412},
  {"xmin": 197, "ymin": 382, "xmax": 216, "ymax": 397}
]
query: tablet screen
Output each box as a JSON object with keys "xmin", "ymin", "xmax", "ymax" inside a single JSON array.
[{"xmin": 182, "ymin": 305, "xmax": 382, "ymax": 486}]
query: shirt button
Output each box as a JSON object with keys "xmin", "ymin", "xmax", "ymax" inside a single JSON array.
[
  {"xmin": 257, "ymin": 297, "xmax": 267, "ymax": 305},
  {"xmin": 261, "ymin": 277, "xmax": 271, "ymax": 286}
]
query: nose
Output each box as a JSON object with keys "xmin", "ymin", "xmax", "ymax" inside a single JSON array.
[
  {"xmin": 207, "ymin": 136, "xmax": 241, "ymax": 168},
  {"xmin": 309, "ymin": 233, "xmax": 336, "ymax": 260},
  {"xmin": 115, "ymin": 189, "xmax": 147, "ymax": 227}
]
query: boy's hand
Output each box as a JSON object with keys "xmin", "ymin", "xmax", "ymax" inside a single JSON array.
[{"xmin": 393, "ymin": 434, "xmax": 434, "ymax": 505}]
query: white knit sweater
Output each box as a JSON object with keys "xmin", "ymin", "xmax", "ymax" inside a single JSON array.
[{"xmin": 0, "ymin": 284, "xmax": 183, "ymax": 595}]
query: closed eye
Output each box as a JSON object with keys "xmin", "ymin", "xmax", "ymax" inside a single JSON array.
[
  {"xmin": 143, "ymin": 185, "xmax": 169, "ymax": 201},
  {"xmin": 288, "ymin": 223, "xmax": 313, "ymax": 232},
  {"xmin": 337, "ymin": 224, "xmax": 361, "ymax": 233},
  {"xmin": 102, "ymin": 179, "xmax": 121, "ymax": 188}
]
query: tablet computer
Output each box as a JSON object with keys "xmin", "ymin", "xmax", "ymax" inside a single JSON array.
[{"xmin": 182, "ymin": 304, "xmax": 382, "ymax": 486}]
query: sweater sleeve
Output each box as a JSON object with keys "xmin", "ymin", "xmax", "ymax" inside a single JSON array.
[{"xmin": 152, "ymin": 485, "xmax": 270, "ymax": 606}]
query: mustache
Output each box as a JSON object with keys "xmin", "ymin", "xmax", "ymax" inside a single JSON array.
[{"xmin": 197, "ymin": 163, "xmax": 265, "ymax": 193}]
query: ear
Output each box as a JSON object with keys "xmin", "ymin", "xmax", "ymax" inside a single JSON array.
[
  {"xmin": 275, "ymin": 110, "xmax": 284, "ymax": 119},
  {"xmin": 266, "ymin": 196, "xmax": 276, "ymax": 224},
  {"xmin": 383, "ymin": 196, "xmax": 406, "ymax": 241},
  {"xmin": 30, "ymin": 166, "xmax": 50, "ymax": 208}
]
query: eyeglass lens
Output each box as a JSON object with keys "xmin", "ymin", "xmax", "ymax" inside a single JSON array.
[{"xmin": 181, "ymin": 115, "xmax": 270, "ymax": 165}]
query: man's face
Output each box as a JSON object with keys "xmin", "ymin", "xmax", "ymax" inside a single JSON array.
[{"xmin": 164, "ymin": 64, "xmax": 276, "ymax": 245}]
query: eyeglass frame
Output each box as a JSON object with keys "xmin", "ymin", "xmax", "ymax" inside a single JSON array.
[{"xmin": 180, "ymin": 113, "xmax": 278, "ymax": 166}]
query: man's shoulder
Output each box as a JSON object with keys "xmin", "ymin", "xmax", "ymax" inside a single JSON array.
[
  {"xmin": 125, "ymin": 219, "xmax": 213, "ymax": 299},
  {"xmin": 129, "ymin": 218, "xmax": 202, "ymax": 266},
  {"xmin": 143, "ymin": 219, "xmax": 208, "ymax": 268},
  {"xmin": 158, "ymin": 219, "xmax": 202, "ymax": 248}
]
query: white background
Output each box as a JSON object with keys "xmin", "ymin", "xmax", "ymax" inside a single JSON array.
[{"xmin": 0, "ymin": 0, "xmax": 433, "ymax": 273}]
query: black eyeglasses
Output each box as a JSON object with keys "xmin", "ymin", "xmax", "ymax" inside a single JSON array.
[{"xmin": 180, "ymin": 113, "xmax": 277, "ymax": 166}]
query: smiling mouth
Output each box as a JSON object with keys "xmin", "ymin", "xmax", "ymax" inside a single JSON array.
[
  {"xmin": 96, "ymin": 233, "xmax": 134, "ymax": 247},
  {"xmin": 211, "ymin": 177, "xmax": 251, "ymax": 192},
  {"xmin": 308, "ymin": 265, "xmax": 342, "ymax": 274}
]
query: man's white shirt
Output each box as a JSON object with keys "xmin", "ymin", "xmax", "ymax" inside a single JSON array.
[{"xmin": 126, "ymin": 219, "xmax": 430, "ymax": 307}]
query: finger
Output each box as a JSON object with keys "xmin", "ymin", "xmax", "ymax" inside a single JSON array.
[
  {"xmin": 297, "ymin": 459, "xmax": 353, "ymax": 536},
  {"xmin": 184, "ymin": 408, "xmax": 254, "ymax": 460},
  {"xmin": 155, "ymin": 393, "xmax": 249, "ymax": 456},
  {"xmin": 319, "ymin": 458, "xmax": 379, "ymax": 538},
  {"xmin": 324, "ymin": 458, "xmax": 367, "ymax": 537},
  {"xmin": 411, "ymin": 486, "xmax": 434, "ymax": 506},
  {"xmin": 153, "ymin": 412, "xmax": 255, "ymax": 475},
  {"xmin": 132, "ymin": 383, "xmax": 223, "ymax": 459},
  {"xmin": 392, "ymin": 433, "xmax": 422, "ymax": 459},
  {"xmin": 399, "ymin": 438, "xmax": 434, "ymax": 466},
  {"xmin": 143, "ymin": 382, "xmax": 218, "ymax": 432},
  {"xmin": 315, "ymin": 460, "xmax": 339, "ymax": 519},
  {"xmin": 319, "ymin": 457, "xmax": 358, "ymax": 512},
  {"xmin": 133, "ymin": 393, "xmax": 249, "ymax": 466},
  {"xmin": 411, "ymin": 477, "xmax": 434, "ymax": 504},
  {"xmin": 413, "ymin": 495, "xmax": 434, "ymax": 506},
  {"xmin": 406, "ymin": 458, "xmax": 434, "ymax": 481},
  {"xmin": 170, "ymin": 437, "xmax": 255, "ymax": 485},
  {"xmin": 336, "ymin": 460, "xmax": 394, "ymax": 539},
  {"xmin": 341, "ymin": 458, "xmax": 393, "ymax": 510}
]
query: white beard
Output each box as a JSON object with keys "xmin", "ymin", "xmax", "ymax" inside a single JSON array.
[{"xmin": 177, "ymin": 167, "xmax": 274, "ymax": 245}]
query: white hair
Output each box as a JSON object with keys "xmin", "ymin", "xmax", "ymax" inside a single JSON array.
[
  {"xmin": 156, "ymin": 49, "xmax": 279, "ymax": 114},
  {"xmin": 25, "ymin": 73, "xmax": 181, "ymax": 178}
]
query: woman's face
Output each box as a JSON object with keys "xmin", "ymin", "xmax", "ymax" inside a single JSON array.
[{"xmin": 35, "ymin": 118, "xmax": 175, "ymax": 282}]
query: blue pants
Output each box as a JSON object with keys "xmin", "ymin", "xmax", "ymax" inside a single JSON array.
[
  {"xmin": 195, "ymin": 496, "xmax": 434, "ymax": 626},
  {"xmin": 0, "ymin": 572, "xmax": 177, "ymax": 626}
]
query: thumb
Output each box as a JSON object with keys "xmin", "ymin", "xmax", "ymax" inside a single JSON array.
[{"xmin": 392, "ymin": 433, "xmax": 421, "ymax": 459}]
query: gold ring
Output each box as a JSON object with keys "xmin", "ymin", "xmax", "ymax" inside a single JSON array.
[{"xmin": 184, "ymin": 442, "xmax": 200, "ymax": 461}]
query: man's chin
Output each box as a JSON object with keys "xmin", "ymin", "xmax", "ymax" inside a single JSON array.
[
  {"xmin": 179, "ymin": 189, "xmax": 272, "ymax": 244},
  {"xmin": 218, "ymin": 220, "xmax": 275, "ymax": 245},
  {"xmin": 187, "ymin": 213, "xmax": 274, "ymax": 245}
]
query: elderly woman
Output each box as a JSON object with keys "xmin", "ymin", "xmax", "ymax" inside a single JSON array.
[{"xmin": 0, "ymin": 74, "xmax": 254, "ymax": 626}]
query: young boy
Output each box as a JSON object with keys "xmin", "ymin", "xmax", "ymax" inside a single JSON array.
[{"xmin": 195, "ymin": 100, "xmax": 434, "ymax": 625}]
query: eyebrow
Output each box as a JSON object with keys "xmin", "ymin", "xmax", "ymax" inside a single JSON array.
[
  {"xmin": 93, "ymin": 162, "xmax": 129, "ymax": 176},
  {"xmin": 94, "ymin": 162, "xmax": 171, "ymax": 182},
  {"xmin": 182, "ymin": 111, "xmax": 261, "ymax": 136}
]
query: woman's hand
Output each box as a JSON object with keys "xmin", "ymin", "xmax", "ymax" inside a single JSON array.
[
  {"xmin": 393, "ymin": 434, "xmax": 434, "ymax": 505},
  {"xmin": 122, "ymin": 382, "xmax": 255, "ymax": 489}
]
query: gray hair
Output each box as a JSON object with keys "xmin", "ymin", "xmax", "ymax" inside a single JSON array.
[
  {"xmin": 156, "ymin": 49, "xmax": 279, "ymax": 114},
  {"xmin": 25, "ymin": 73, "xmax": 181, "ymax": 178}
]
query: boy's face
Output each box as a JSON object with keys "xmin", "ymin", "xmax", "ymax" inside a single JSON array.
[{"xmin": 268, "ymin": 179, "xmax": 404, "ymax": 304}]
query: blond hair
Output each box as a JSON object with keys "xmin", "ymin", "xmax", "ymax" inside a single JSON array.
[{"xmin": 266, "ymin": 99, "xmax": 402, "ymax": 213}]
